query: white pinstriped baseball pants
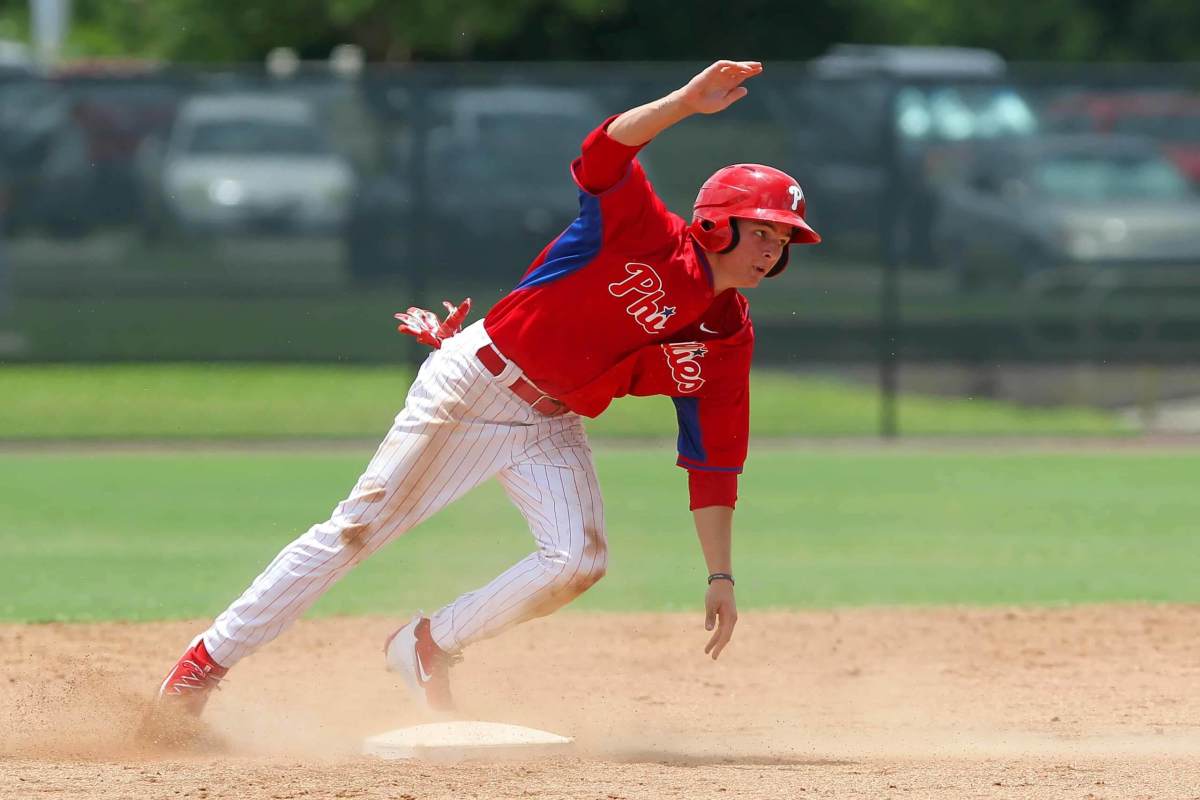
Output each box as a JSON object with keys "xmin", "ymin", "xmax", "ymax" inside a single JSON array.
[{"xmin": 202, "ymin": 321, "xmax": 607, "ymax": 667}]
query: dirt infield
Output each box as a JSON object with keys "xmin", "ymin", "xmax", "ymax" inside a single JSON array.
[{"xmin": 3, "ymin": 607, "xmax": 1199, "ymax": 799}]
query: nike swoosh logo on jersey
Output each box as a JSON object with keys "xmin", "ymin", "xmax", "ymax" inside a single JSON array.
[
  {"xmin": 699, "ymin": 323, "xmax": 718, "ymax": 334},
  {"xmin": 416, "ymin": 651, "xmax": 434, "ymax": 684}
]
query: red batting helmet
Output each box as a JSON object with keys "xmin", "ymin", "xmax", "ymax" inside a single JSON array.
[{"xmin": 689, "ymin": 164, "xmax": 821, "ymax": 277}]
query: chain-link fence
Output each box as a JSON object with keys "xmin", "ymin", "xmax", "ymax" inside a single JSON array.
[{"xmin": 3, "ymin": 57, "xmax": 1200, "ymax": 431}]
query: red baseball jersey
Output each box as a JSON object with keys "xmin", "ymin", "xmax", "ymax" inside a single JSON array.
[{"xmin": 484, "ymin": 116, "xmax": 754, "ymax": 509}]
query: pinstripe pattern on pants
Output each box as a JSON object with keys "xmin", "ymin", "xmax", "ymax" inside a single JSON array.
[{"xmin": 202, "ymin": 321, "xmax": 607, "ymax": 667}]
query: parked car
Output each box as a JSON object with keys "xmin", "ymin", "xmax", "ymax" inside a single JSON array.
[
  {"xmin": 0, "ymin": 78, "xmax": 111, "ymax": 237},
  {"xmin": 0, "ymin": 65, "xmax": 192, "ymax": 237},
  {"xmin": 347, "ymin": 86, "xmax": 606, "ymax": 282},
  {"xmin": 61, "ymin": 76, "xmax": 185, "ymax": 227},
  {"xmin": 427, "ymin": 87, "xmax": 604, "ymax": 250},
  {"xmin": 789, "ymin": 44, "xmax": 1038, "ymax": 265},
  {"xmin": 140, "ymin": 93, "xmax": 354, "ymax": 237},
  {"xmin": 1041, "ymin": 89, "xmax": 1200, "ymax": 183},
  {"xmin": 933, "ymin": 135, "xmax": 1200, "ymax": 290}
]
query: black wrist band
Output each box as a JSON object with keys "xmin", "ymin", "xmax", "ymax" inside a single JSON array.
[{"xmin": 707, "ymin": 572, "xmax": 734, "ymax": 586}]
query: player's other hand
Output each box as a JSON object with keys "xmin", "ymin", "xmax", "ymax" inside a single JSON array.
[
  {"xmin": 678, "ymin": 60, "xmax": 763, "ymax": 115},
  {"xmin": 394, "ymin": 297, "xmax": 471, "ymax": 349},
  {"xmin": 703, "ymin": 579, "xmax": 738, "ymax": 660}
]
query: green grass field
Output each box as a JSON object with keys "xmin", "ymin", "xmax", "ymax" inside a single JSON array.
[
  {"xmin": 1, "ymin": 364, "xmax": 1127, "ymax": 439},
  {"xmin": 2, "ymin": 448, "xmax": 1196, "ymax": 623}
]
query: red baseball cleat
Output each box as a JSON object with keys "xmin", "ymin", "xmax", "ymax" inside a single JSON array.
[
  {"xmin": 156, "ymin": 636, "xmax": 228, "ymax": 716},
  {"xmin": 384, "ymin": 615, "xmax": 460, "ymax": 713}
]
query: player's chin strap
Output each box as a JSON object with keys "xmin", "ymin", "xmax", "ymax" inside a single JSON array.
[{"xmin": 394, "ymin": 298, "xmax": 472, "ymax": 349}]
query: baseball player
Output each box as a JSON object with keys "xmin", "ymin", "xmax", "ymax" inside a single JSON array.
[{"xmin": 156, "ymin": 60, "xmax": 819, "ymax": 716}]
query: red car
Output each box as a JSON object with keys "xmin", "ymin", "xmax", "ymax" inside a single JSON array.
[
  {"xmin": 48, "ymin": 61, "xmax": 190, "ymax": 227},
  {"xmin": 1042, "ymin": 90, "xmax": 1200, "ymax": 182}
]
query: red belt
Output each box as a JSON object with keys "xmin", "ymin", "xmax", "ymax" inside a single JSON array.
[{"xmin": 476, "ymin": 344, "xmax": 569, "ymax": 417}]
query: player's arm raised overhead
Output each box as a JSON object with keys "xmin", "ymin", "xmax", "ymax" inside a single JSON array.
[
  {"xmin": 561, "ymin": 60, "xmax": 763, "ymax": 250},
  {"xmin": 606, "ymin": 60, "xmax": 763, "ymax": 146}
]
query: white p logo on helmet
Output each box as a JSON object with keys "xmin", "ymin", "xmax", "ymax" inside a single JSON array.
[{"xmin": 788, "ymin": 184, "xmax": 803, "ymax": 211}]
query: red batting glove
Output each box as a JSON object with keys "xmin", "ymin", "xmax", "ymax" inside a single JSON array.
[{"xmin": 394, "ymin": 298, "xmax": 472, "ymax": 349}]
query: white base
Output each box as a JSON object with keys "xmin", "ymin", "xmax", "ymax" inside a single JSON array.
[{"xmin": 363, "ymin": 721, "xmax": 574, "ymax": 761}]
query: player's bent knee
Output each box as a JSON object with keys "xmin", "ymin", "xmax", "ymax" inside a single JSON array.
[
  {"xmin": 555, "ymin": 553, "xmax": 607, "ymax": 596},
  {"xmin": 577, "ymin": 560, "xmax": 607, "ymax": 592}
]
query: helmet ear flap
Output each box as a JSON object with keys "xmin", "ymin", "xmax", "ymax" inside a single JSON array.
[
  {"xmin": 719, "ymin": 218, "xmax": 740, "ymax": 254},
  {"xmin": 694, "ymin": 217, "xmax": 737, "ymax": 253}
]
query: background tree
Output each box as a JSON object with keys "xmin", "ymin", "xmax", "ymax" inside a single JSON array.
[{"xmin": 3, "ymin": 0, "xmax": 1200, "ymax": 63}]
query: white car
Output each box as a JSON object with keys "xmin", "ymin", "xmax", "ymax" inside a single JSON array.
[{"xmin": 143, "ymin": 93, "xmax": 354, "ymax": 235}]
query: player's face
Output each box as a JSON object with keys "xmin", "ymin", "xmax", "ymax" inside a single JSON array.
[{"xmin": 712, "ymin": 220, "xmax": 792, "ymax": 291}]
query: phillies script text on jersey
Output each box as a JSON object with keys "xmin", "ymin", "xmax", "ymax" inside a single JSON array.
[
  {"xmin": 662, "ymin": 342, "xmax": 707, "ymax": 393},
  {"xmin": 607, "ymin": 262, "xmax": 676, "ymax": 334}
]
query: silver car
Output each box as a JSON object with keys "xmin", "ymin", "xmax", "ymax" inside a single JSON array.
[
  {"xmin": 141, "ymin": 93, "xmax": 354, "ymax": 236},
  {"xmin": 934, "ymin": 135, "xmax": 1200, "ymax": 290}
]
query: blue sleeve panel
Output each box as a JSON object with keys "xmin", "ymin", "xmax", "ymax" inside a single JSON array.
[
  {"xmin": 672, "ymin": 396, "xmax": 745, "ymax": 473},
  {"xmin": 513, "ymin": 192, "xmax": 603, "ymax": 290},
  {"xmin": 672, "ymin": 396, "xmax": 706, "ymax": 463}
]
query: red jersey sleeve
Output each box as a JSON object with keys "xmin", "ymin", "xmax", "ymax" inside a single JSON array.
[
  {"xmin": 572, "ymin": 115, "xmax": 642, "ymax": 193},
  {"xmin": 508, "ymin": 115, "xmax": 682, "ymax": 292},
  {"xmin": 689, "ymin": 471, "xmax": 738, "ymax": 510},
  {"xmin": 659, "ymin": 299, "xmax": 753, "ymax": 510},
  {"xmin": 567, "ymin": 115, "xmax": 677, "ymax": 255},
  {"xmin": 631, "ymin": 337, "xmax": 749, "ymax": 510},
  {"xmin": 671, "ymin": 370, "xmax": 749, "ymax": 510}
]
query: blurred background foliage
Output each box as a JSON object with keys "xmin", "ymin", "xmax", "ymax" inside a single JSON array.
[{"xmin": 4, "ymin": 0, "xmax": 1200, "ymax": 63}]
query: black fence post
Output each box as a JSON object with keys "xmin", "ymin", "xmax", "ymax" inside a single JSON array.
[
  {"xmin": 404, "ymin": 82, "xmax": 431, "ymax": 371},
  {"xmin": 878, "ymin": 78, "xmax": 901, "ymax": 439}
]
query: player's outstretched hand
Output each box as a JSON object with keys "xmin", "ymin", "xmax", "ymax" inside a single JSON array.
[
  {"xmin": 678, "ymin": 60, "xmax": 763, "ymax": 115},
  {"xmin": 394, "ymin": 297, "xmax": 472, "ymax": 349},
  {"xmin": 703, "ymin": 579, "xmax": 738, "ymax": 660}
]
